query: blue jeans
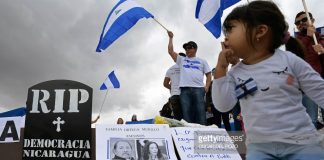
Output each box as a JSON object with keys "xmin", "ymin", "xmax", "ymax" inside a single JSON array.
[
  {"xmin": 302, "ymin": 95, "xmax": 318, "ymax": 127},
  {"xmin": 180, "ymin": 87, "xmax": 206, "ymax": 125},
  {"xmin": 246, "ymin": 142, "xmax": 324, "ymax": 160}
]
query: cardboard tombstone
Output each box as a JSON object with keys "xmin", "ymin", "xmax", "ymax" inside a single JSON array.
[{"xmin": 22, "ymin": 80, "xmax": 92, "ymax": 159}]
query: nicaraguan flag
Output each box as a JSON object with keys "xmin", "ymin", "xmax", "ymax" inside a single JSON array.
[
  {"xmin": 100, "ymin": 71, "xmax": 120, "ymax": 90},
  {"xmin": 195, "ymin": 0, "xmax": 241, "ymax": 38},
  {"xmin": 96, "ymin": 0, "xmax": 154, "ymax": 52},
  {"xmin": 0, "ymin": 107, "xmax": 26, "ymax": 118}
]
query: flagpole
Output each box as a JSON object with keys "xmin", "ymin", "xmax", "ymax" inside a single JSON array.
[
  {"xmin": 153, "ymin": 18, "xmax": 169, "ymax": 31},
  {"xmin": 98, "ymin": 89, "xmax": 109, "ymax": 117},
  {"xmin": 301, "ymin": 0, "xmax": 320, "ymax": 54},
  {"xmin": 91, "ymin": 89, "xmax": 109, "ymax": 124},
  {"xmin": 93, "ymin": 76, "xmax": 109, "ymax": 123}
]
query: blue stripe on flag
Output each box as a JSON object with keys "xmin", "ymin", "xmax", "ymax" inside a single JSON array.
[
  {"xmin": 100, "ymin": 71, "xmax": 120, "ymax": 90},
  {"xmin": 222, "ymin": 0, "xmax": 241, "ymax": 9},
  {"xmin": 100, "ymin": 84, "xmax": 107, "ymax": 90},
  {"xmin": 195, "ymin": 0, "xmax": 203, "ymax": 19},
  {"xmin": 196, "ymin": 0, "xmax": 241, "ymax": 38},
  {"xmin": 203, "ymin": 7, "xmax": 223, "ymax": 38},
  {"xmin": 108, "ymin": 71, "xmax": 120, "ymax": 88},
  {"xmin": 0, "ymin": 107, "xmax": 26, "ymax": 117},
  {"xmin": 96, "ymin": 0, "xmax": 153, "ymax": 52}
]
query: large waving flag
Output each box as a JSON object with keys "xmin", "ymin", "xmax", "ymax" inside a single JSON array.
[
  {"xmin": 195, "ymin": 0, "xmax": 241, "ymax": 38},
  {"xmin": 96, "ymin": 0, "xmax": 154, "ymax": 52},
  {"xmin": 100, "ymin": 71, "xmax": 120, "ymax": 90}
]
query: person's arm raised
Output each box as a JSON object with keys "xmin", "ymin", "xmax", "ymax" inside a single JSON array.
[{"xmin": 167, "ymin": 31, "xmax": 178, "ymax": 62}]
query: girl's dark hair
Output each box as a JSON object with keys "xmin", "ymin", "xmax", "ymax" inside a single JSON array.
[
  {"xmin": 285, "ymin": 37, "xmax": 305, "ymax": 59},
  {"xmin": 143, "ymin": 141, "xmax": 163, "ymax": 159},
  {"xmin": 223, "ymin": 0, "xmax": 286, "ymax": 53}
]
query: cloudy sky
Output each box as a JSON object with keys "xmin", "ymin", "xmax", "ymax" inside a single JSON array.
[{"xmin": 1, "ymin": 0, "xmax": 323, "ymax": 124}]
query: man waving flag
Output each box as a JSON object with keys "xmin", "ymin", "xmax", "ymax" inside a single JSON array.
[
  {"xmin": 96, "ymin": 0, "xmax": 153, "ymax": 52},
  {"xmin": 195, "ymin": 0, "xmax": 241, "ymax": 38}
]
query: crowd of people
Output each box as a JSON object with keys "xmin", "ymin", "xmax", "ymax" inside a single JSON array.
[
  {"xmin": 157, "ymin": 3, "xmax": 324, "ymax": 133},
  {"xmin": 111, "ymin": 1, "xmax": 324, "ymax": 159},
  {"xmin": 162, "ymin": 1, "xmax": 324, "ymax": 159}
]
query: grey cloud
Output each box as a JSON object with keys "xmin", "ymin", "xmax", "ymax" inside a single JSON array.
[{"xmin": 0, "ymin": 0, "xmax": 323, "ymax": 123}]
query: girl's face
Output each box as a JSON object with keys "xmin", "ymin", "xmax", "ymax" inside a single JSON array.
[
  {"xmin": 149, "ymin": 143, "xmax": 158, "ymax": 156},
  {"xmin": 224, "ymin": 20, "xmax": 250, "ymax": 58}
]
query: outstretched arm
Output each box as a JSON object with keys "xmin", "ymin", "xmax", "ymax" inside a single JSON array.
[{"xmin": 167, "ymin": 31, "xmax": 178, "ymax": 62}]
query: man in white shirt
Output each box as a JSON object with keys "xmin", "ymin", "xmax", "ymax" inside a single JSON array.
[
  {"xmin": 163, "ymin": 53, "xmax": 186, "ymax": 120},
  {"xmin": 167, "ymin": 31, "xmax": 211, "ymax": 125}
]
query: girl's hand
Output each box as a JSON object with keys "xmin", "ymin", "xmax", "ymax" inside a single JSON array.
[
  {"xmin": 217, "ymin": 42, "xmax": 231, "ymax": 68},
  {"xmin": 214, "ymin": 42, "xmax": 239, "ymax": 78},
  {"xmin": 218, "ymin": 42, "xmax": 239, "ymax": 68}
]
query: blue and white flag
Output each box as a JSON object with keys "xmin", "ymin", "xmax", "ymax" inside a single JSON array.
[
  {"xmin": 96, "ymin": 0, "xmax": 154, "ymax": 52},
  {"xmin": 0, "ymin": 107, "xmax": 26, "ymax": 118},
  {"xmin": 195, "ymin": 0, "xmax": 241, "ymax": 38},
  {"xmin": 235, "ymin": 78, "xmax": 257, "ymax": 99},
  {"xmin": 100, "ymin": 71, "xmax": 120, "ymax": 90}
]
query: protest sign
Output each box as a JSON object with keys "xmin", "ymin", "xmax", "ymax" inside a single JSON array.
[
  {"xmin": 172, "ymin": 127, "xmax": 242, "ymax": 160},
  {"xmin": 96, "ymin": 124, "xmax": 177, "ymax": 160},
  {"xmin": 22, "ymin": 80, "xmax": 93, "ymax": 159}
]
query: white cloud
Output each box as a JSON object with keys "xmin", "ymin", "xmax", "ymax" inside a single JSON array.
[{"xmin": 0, "ymin": 0, "xmax": 323, "ymax": 123}]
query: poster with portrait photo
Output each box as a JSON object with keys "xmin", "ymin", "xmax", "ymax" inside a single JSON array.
[
  {"xmin": 136, "ymin": 139, "xmax": 169, "ymax": 160},
  {"xmin": 96, "ymin": 124, "xmax": 177, "ymax": 160},
  {"xmin": 110, "ymin": 138, "xmax": 137, "ymax": 160}
]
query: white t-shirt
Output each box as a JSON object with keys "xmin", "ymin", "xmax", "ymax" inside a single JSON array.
[
  {"xmin": 165, "ymin": 64, "xmax": 181, "ymax": 96},
  {"xmin": 212, "ymin": 49, "xmax": 324, "ymax": 144},
  {"xmin": 176, "ymin": 55, "xmax": 211, "ymax": 87}
]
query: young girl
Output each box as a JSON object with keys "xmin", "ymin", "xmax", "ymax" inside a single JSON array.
[{"xmin": 212, "ymin": 1, "xmax": 324, "ymax": 159}]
